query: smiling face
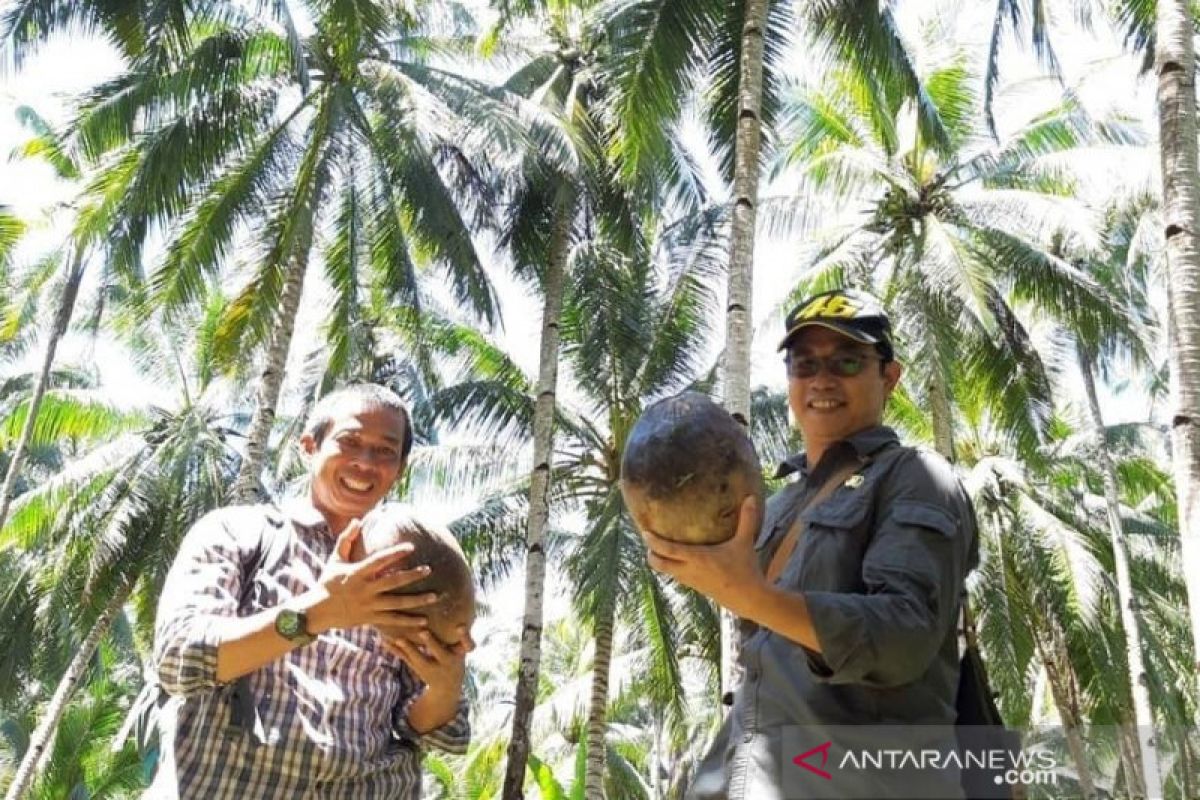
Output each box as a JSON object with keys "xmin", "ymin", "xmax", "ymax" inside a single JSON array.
[
  {"xmin": 787, "ymin": 326, "xmax": 901, "ymax": 457},
  {"xmin": 301, "ymin": 401, "xmax": 409, "ymax": 534}
]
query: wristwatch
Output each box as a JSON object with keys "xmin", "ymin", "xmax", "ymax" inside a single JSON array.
[{"xmin": 274, "ymin": 608, "xmax": 315, "ymax": 646}]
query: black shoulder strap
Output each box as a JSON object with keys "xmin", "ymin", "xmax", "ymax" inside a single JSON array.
[
  {"xmin": 237, "ymin": 506, "xmax": 289, "ymax": 607},
  {"xmin": 115, "ymin": 506, "xmax": 292, "ymax": 755},
  {"xmin": 228, "ymin": 506, "xmax": 292, "ymax": 739}
]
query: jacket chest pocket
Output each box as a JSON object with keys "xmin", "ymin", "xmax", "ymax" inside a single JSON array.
[{"xmin": 788, "ymin": 489, "xmax": 872, "ymax": 592}]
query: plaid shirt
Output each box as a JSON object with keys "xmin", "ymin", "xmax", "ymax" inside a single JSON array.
[{"xmin": 146, "ymin": 500, "xmax": 469, "ymax": 799}]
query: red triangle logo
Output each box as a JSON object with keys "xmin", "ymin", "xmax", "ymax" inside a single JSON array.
[{"xmin": 793, "ymin": 740, "xmax": 834, "ymax": 780}]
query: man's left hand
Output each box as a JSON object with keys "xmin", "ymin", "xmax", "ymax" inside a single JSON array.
[
  {"xmin": 636, "ymin": 495, "xmax": 765, "ymax": 616},
  {"xmin": 385, "ymin": 627, "xmax": 470, "ymax": 691},
  {"xmin": 384, "ymin": 625, "xmax": 472, "ymax": 733}
]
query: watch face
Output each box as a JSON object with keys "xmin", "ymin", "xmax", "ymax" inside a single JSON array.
[{"xmin": 278, "ymin": 610, "xmax": 302, "ymax": 638}]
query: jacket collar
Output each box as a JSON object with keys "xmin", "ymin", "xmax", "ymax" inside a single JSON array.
[{"xmin": 774, "ymin": 425, "xmax": 900, "ymax": 480}]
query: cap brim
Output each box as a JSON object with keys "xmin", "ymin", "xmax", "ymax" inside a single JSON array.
[{"xmin": 777, "ymin": 320, "xmax": 881, "ymax": 351}]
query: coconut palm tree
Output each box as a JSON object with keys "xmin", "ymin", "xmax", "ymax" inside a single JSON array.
[
  {"xmin": 980, "ymin": 0, "xmax": 1200, "ymax": 672},
  {"xmin": 0, "ymin": 286, "xmax": 244, "ymax": 799},
  {"xmin": 0, "ymin": 106, "xmax": 120, "ymax": 534},
  {"xmin": 0, "ymin": 0, "xmax": 193, "ymax": 67},
  {"xmin": 942, "ymin": 335, "xmax": 1198, "ymax": 799},
  {"xmin": 0, "ymin": 638, "xmax": 145, "ymax": 799},
  {"xmin": 480, "ymin": 8, "xmax": 587, "ymax": 792},
  {"xmin": 604, "ymin": 0, "xmax": 956, "ymax": 418},
  {"xmin": 772, "ymin": 44, "xmax": 1142, "ymax": 466},
  {"xmin": 1153, "ymin": 0, "xmax": 1200, "ymax": 687},
  {"xmin": 46, "ymin": 1, "xmax": 548, "ymax": 505},
  {"xmin": 1060, "ymin": 200, "xmax": 1167, "ymax": 796},
  {"xmin": 477, "ymin": 4, "xmax": 710, "ymax": 793},
  {"xmin": 423, "ymin": 203, "xmax": 733, "ymax": 796},
  {"xmin": 604, "ymin": 0, "xmax": 956, "ymax": 693}
]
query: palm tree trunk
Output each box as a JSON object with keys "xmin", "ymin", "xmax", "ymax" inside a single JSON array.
[
  {"xmin": 1155, "ymin": 0, "xmax": 1200, "ymax": 680},
  {"xmin": 0, "ymin": 252, "xmax": 85, "ymax": 532},
  {"xmin": 1117, "ymin": 717, "xmax": 1147, "ymax": 798},
  {"xmin": 927, "ymin": 366, "xmax": 955, "ymax": 461},
  {"xmin": 649, "ymin": 710, "xmax": 663, "ymax": 800},
  {"xmin": 1077, "ymin": 346, "xmax": 1164, "ymax": 797},
  {"xmin": 3, "ymin": 584, "xmax": 129, "ymax": 800},
  {"xmin": 1178, "ymin": 727, "xmax": 1195, "ymax": 800},
  {"xmin": 720, "ymin": 0, "xmax": 769, "ymax": 701},
  {"xmin": 1029, "ymin": 664, "xmax": 1048, "ymax": 723},
  {"xmin": 229, "ymin": 256, "xmax": 309, "ymax": 503},
  {"xmin": 503, "ymin": 194, "xmax": 572, "ymax": 800},
  {"xmin": 584, "ymin": 609, "xmax": 615, "ymax": 800},
  {"xmin": 1039, "ymin": 630, "xmax": 1098, "ymax": 798}
]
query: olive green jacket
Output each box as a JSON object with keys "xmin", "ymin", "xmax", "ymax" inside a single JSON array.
[{"xmin": 689, "ymin": 426, "xmax": 978, "ymax": 800}]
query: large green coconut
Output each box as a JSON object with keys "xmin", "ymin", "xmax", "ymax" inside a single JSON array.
[
  {"xmin": 349, "ymin": 504, "xmax": 475, "ymax": 647},
  {"xmin": 620, "ymin": 391, "xmax": 765, "ymax": 544}
]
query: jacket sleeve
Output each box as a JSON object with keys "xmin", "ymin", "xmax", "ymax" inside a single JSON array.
[
  {"xmin": 801, "ymin": 451, "xmax": 976, "ymax": 687},
  {"xmin": 153, "ymin": 509, "xmax": 256, "ymax": 696}
]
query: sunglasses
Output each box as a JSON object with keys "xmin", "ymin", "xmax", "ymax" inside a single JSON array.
[{"xmin": 786, "ymin": 353, "xmax": 881, "ymax": 379}]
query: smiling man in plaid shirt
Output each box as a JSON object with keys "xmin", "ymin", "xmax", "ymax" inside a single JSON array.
[{"xmin": 147, "ymin": 384, "xmax": 470, "ymax": 799}]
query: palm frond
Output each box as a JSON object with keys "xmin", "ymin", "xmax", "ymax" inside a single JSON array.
[
  {"xmin": 0, "ymin": 390, "xmax": 145, "ymax": 451},
  {"xmin": 600, "ymin": 0, "xmax": 723, "ymax": 182},
  {"xmin": 806, "ymin": 0, "xmax": 950, "ymax": 155}
]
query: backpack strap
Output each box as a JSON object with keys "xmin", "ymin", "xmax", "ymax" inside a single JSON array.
[{"xmin": 228, "ymin": 505, "xmax": 290, "ymax": 741}]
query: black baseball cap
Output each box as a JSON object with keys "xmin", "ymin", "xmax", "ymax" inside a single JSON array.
[{"xmin": 778, "ymin": 288, "xmax": 894, "ymax": 360}]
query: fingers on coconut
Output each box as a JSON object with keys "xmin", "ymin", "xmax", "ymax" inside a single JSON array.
[
  {"xmin": 734, "ymin": 494, "xmax": 760, "ymax": 540},
  {"xmin": 381, "ymin": 636, "xmax": 409, "ymax": 662},
  {"xmin": 375, "ymin": 610, "xmax": 430, "ymax": 631},
  {"xmin": 452, "ymin": 625, "xmax": 476, "ymax": 654},
  {"xmin": 334, "ymin": 518, "xmax": 364, "ymax": 560},
  {"xmin": 361, "ymin": 541, "xmax": 418, "ymax": 576},
  {"xmin": 376, "ymin": 564, "xmax": 432, "ymax": 592},
  {"xmin": 415, "ymin": 630, "xmax": 451, "ymax": 663},
  {"xmin": 379, "ymin": 591, "xmax": 439, "ymax": 612},
  {"xmin": 388, "ymin": 635, "xmax": 431, "ymax": 668},
  {"xmin": 645, "ymin": 533, "xmax": 686, "ymax": 560}
]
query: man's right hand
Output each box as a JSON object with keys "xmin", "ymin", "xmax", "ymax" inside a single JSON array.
[{"xmin": 304, "ymin": 519, "xmax": 438, "ymax": 634}]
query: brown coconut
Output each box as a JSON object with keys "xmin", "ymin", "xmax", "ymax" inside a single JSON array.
[
  {"xmin": 620, "ymin": 391, "xmax": 765, "ymax": 544},
  {"xmin": 349, "ymin": 504, "xmax": 476, "ymax": 647}
]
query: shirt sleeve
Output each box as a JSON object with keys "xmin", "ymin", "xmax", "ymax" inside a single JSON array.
[
  {"xmin": 801, "ymin": 452, "xmax": 975, "ymax": 687},
  {"xmin": 392, "ymin": 664, "xmax": 471, "ymax": 754},
  {"xmin": 153, "ymin": 508, "xmax": 256, "ymax": 696}
]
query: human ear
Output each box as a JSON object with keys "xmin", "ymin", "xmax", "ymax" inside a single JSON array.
[{"xmin": 883, "ymin": 360, "xmax": 902, "ymax": 394}]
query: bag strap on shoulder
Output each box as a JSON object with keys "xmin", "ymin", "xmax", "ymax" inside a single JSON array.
[
  {"xmin": 765, "ymin": 454, "xmax": 871, "ymax": 582},
  {"xmin": 115, "ymin": 506, "xmax": 291, "ymax": 754},
  {"xmin": 228, "ymin": 505, "xmax": 290, "ymax": 740}
]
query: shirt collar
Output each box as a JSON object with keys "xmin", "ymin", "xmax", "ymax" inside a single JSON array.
[
  {"xmin": 282, "ymin": 497, "xmax": 332, "ymax": 532},
  {"xmin": 774, "ymin": 425, "xmax": 900, "ymax": 479}
]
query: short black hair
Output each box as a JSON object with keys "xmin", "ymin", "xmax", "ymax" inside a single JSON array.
[{"xmin": 304, "ymin": 384, "xmax": 413, "ymax": 459}]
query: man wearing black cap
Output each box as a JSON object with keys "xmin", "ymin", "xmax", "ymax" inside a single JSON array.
[{"xmin": 637, "ymin": 289, "xmax": 978, "ymax": 799}]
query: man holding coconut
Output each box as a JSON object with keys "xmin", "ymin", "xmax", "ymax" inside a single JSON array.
[
  {"xmin": 148, "ymin": 384, "xmax": 471, "ymax": 799},
  {"xmin": 628, "ymin": 289, "xmax": 978, "ymax": 799}
]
